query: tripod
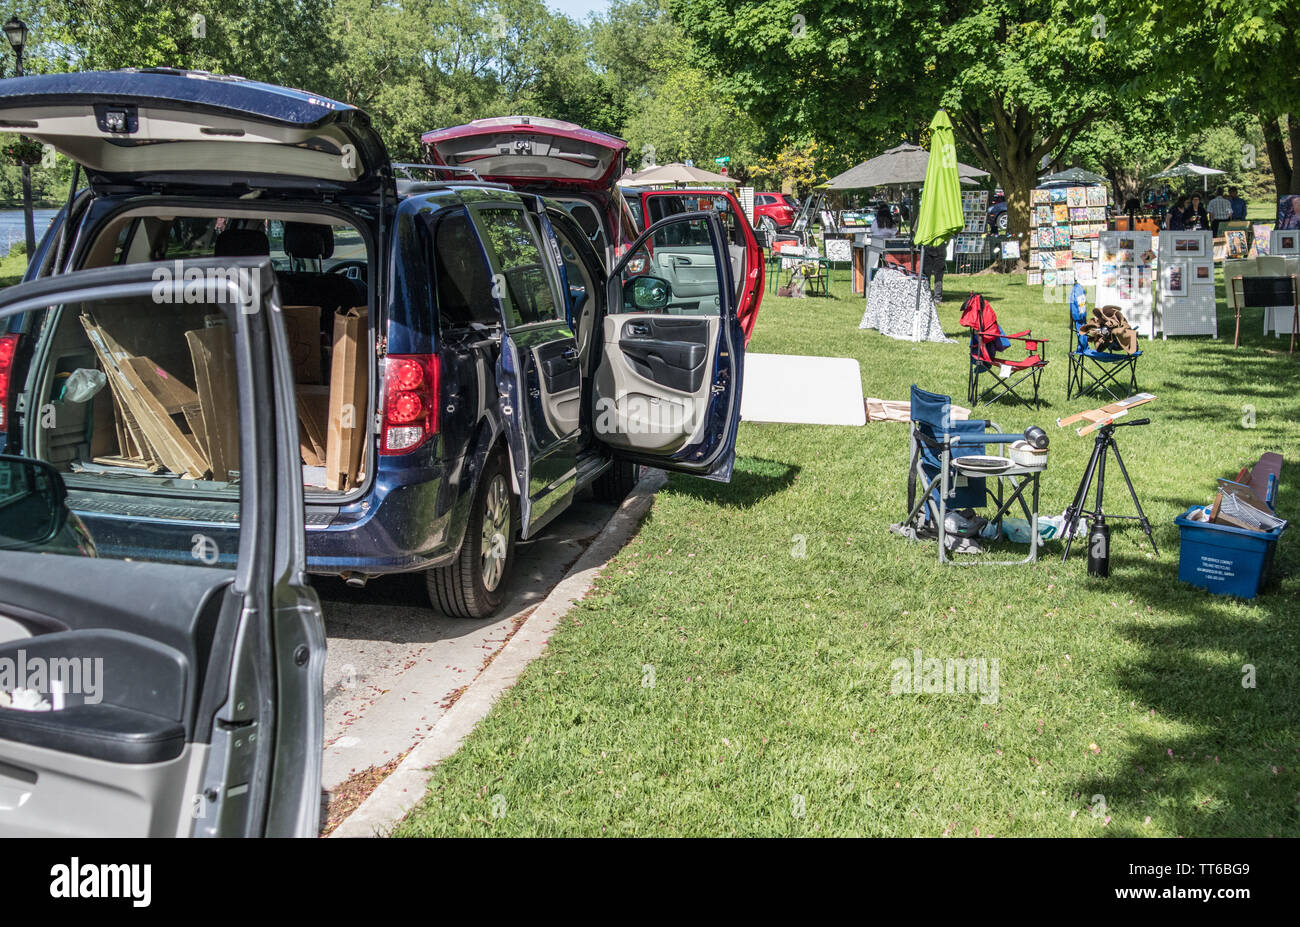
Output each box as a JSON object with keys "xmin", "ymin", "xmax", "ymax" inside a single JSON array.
[{"xmin": 1061, "ymin": 418, "xmax": 1159, "ymax": 563}]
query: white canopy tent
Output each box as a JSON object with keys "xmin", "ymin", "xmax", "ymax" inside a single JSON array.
[
  {"xmin": 1147, "ymin": 162, "xmax": 1227, "ymax": 192},
  {"xmin": 622, "ymin": 162, "xmax": 737, "ymax": 187}
]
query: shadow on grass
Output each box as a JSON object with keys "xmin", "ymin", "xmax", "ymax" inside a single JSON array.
[
  {"xmin": 660, "ymin": 456, "xmax": 800, "ymax": 508},
  {"xmin": 1068, "ymin": 538, "xmax": 1300, "ymax": 836}
]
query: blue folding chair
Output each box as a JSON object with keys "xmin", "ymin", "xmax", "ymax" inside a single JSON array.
[
  {"xmin": 904, "ymin": 385, "xmax": 1044, "ymax": 564},
  {"xmin": 1067, "ymin": 284, "xmax": 1140, "ymax": 401}
]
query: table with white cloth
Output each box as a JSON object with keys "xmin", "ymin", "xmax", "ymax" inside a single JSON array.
[{"xmin": 859, "ymin": 266, "xmax": 954, "ymax": 343}]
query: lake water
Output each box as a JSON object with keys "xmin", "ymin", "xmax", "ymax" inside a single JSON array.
[{"xmin": 0, "ymin": 208, "xmax": 60, "ymax": 257}]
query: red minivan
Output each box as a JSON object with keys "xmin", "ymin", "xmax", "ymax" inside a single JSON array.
[
  {"xmin": 622, "ymin": 188, "xmax": 764, "ymax": 343},
  {"xmin": 423, "ymin": 117, "xmax": 762, "ymax": 342}
]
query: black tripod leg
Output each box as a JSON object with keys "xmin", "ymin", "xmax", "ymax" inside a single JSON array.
[
  {"xmin": 1062, "ymin": 437, "xmax": 1103, "ymax": 561},
  {"xmin": 1107, "ymin": 439, "xmax": 1159, "ymax": 555}
]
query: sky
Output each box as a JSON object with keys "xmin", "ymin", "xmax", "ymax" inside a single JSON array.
[{"xmin": 545, "ymin": 0, "xmax": 612, "ymax": 20}]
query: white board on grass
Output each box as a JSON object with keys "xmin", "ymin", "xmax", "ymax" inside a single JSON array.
[{"xmin": 739, "ymin": 353, "xmax": 866, "ymax": 426}]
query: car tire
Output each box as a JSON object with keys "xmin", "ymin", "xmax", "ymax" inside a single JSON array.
[
  {"xmin": 761, "ymin": 216, "xmax": 778, "ymax": 238},
  {"xmin": 592, "ymin": 459, "xmax": 640, "ymax": 504},
  {"xmin": 997, "ymin": 212, "xmax": 1008, "ymax": 232},
  {"xmin": 427, "ymin": 453, "xmax": 516, "ymax": 620}
]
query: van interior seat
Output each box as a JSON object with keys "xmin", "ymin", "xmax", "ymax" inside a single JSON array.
[
  {"xmin": 276, "ymin": 221, "xmax": 367, "ymax": 317},
  {"xmin": 214, "ymin": 228, "xmax": 270, "ymax": 257}
]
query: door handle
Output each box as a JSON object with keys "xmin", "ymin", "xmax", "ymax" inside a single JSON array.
[
  {"xmin": 561, "ymin": 347, "xmax": 578, "ymax": 362},
  {"xmin": 627, "ymin": 323, "xmax": 650, "ymax": 336}
]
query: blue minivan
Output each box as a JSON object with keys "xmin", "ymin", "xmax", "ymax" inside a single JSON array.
[{"xmin": 0, "ymin": 70, "xmax": 747, "ymax": 618}]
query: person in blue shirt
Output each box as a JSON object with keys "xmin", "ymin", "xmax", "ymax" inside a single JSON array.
[{"xmin": 1229, "ymin": 187, "xmax": 1247, "ymax": 220}]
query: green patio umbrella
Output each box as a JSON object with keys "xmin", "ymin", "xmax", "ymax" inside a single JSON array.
[{"xmin": 911, "ymin": 110, "xmax": 965, "ymax": 339}]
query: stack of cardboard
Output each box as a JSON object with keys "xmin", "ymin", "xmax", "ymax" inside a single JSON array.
[
  {"xmin": 81, "ymin": 312, "xmax": 216, "ymax": 479},
  {"xmin": 80, "ymin": 302, "xmax": 369, "ymax": 491}
]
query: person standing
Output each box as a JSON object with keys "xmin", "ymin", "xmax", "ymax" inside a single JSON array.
[
  {"xmin": 1166, "ymin": 195, "xmax": 1189, "ymax": 230},
  {"xmin": 1207, "ymin": 187, "xmax": 1232, "ymax": 233},
  {"xmin": 1229, "ymin": 187, "xmax": 1248, "ymax": 221},
  {"xmin": 1185, "ymin": 193, "xmax": 1209, "ymax": 230}
]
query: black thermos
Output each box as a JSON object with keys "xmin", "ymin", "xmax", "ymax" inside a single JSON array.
[{"xmin": 1087, "ymin": 518, "xmax": 1110, "ymax": 577}]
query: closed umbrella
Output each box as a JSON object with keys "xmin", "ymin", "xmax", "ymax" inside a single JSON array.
[{"xmin": 910, "ymin": 109, "xmax": 964, "ymax": 340}]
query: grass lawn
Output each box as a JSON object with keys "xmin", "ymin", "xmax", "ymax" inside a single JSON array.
[
  {"xmin": 0, "ymin": 249, "xmax": 28, "ymax": 288},
  {"xmin": 398, "ymin": 267, "xmax": 1299, "ymax": 837}
]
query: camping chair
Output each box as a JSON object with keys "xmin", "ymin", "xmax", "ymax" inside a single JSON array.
[
  {"xmin": 961, "ymin": 292, "xmax": 1048, "ymax": 409},
  {"xmin": 903, "ymin": 385, "xmax": 1043, "ymax": 565},
  {"xmin": 1067, "ymin": 284, "xmax": 1141, "ymax": 400}
]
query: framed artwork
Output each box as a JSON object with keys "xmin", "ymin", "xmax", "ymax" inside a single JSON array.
[
  {"xmin": 1118, "ymin": 236, "xmax": 1136, "ymax": 251},
  {"xmin": 1225, "ymin": 229, "xmax": 1248, "ymax": 259},
  {"xmin": 1027, "ymin": 269, "xmax": 1043, "ymax": 285},
  {"xmin": 1164, "ymin": 261, "xmax": 1186, "ymax": 296},
  {"xmin": 1086, "ymin": 186, "xmax": 1107, "ymax": 206},
  {"xmin": 1191, "ymin": 260, "xmax": 1213, "ymax": 284},
  {"xmin": 1066, "ymin": 187, "xmax": 1086, "ymax": 207},
  {"xmin": 1173, "ymin": 236, "xmax": 1204, "ymax": 255},
  {"xmin": 1281, "ymin": 233, "xmax": 1298, "ymax": 251},
  {"xmin": 1252, "ymin": 224, "xmax": 1272, "ymax": 255}
]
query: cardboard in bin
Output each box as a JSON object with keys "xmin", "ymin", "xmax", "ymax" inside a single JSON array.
[
  {"xmin": 326, "ymin": 307, "xmax": 368, "ymax": 491},
  {"xmin": 1175, "ymin": 506, "xmax": 1285, "ymax": 599},
  {"xmin": 282, "ymin": 305, "xmax": 324, "ymax": 384}
]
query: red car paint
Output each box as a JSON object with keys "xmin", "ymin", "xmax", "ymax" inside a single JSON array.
[{"xmin": 623, "ymin": 187, "xmax": 764, "ymax": 343}]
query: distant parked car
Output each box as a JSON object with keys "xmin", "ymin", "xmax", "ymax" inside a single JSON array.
[
  {"xmin": 754, "ymin": 192, "xmax": 795, "ymax": 235},
  {"xmin": 988, "ymin": 195, "xmax": 1008, "ymax": 232}
]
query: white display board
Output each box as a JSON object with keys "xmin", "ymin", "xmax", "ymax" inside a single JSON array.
[
  {"xmin": 1158, "ymin": 230, "xmax": 1216, "ymax": 337},
  {"xmin": 738, "ymin": 187, "xmax": 755, "ymax": 226},
  {"xmin": 1096, "ymin": 231, "xmax": 1156, "ymax": 337},
  {"xmin": 739, "ymin": 354, "xmax": 866, "ymax": 426},
  {"xmin": 1269, "ymin": 228, "xmax": 1300, "ymax": 257}
]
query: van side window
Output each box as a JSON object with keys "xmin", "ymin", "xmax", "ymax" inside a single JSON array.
[
  {"xmin": 430, "ymin": 208, "xmax": 497, "ymax": 328},
  {"xmin": 475, "ymin": 207, "xmax": 560, "ymax": 328}
]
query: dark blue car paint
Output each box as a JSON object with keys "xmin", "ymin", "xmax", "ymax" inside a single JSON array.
[{"xmin": 0, "ymin": 71, "xmax": 746, "ymax": 586}]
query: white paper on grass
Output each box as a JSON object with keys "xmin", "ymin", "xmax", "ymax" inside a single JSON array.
[{"xmin": 739, "ymin": 353, "xmax": 866, "ymax": 426}]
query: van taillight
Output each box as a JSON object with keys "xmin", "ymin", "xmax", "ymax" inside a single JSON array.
[
  {"xmin": 0, "ymin": 334, "xmax": 19, "ymax": 431},
  {"xmin": 380, "ymin": 354, "xmax": 439, "ymax": 454}
]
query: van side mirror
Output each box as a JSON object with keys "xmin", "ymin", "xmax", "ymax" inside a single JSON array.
[
  {"xmin": 0, "ymin": 455, "xmax": 70, "ymax": 550},
  {"xmin": 622, "ymin": 275, "xmax": 671, "ymax": 311}
]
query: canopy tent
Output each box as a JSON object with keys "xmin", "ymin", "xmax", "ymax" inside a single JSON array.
[
  {"xmin": 826, "ymin": 143, "xmax": 988, "ymax": 190},
  {"xmin": 622, "ymin": 162, "xmax": 736, "ymax": 186},
  {"xmin": 1038, "ymin": 167, "xmax": 1108, "ymax": 186},
  {"xmin": 1146, "ymin": 162, "xmax": 1227, "ymax": 192}
]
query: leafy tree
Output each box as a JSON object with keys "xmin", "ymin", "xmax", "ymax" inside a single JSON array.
[
  {"xmin": 671, "ymin": 1, "xmax": 1151, "ymax": 252},
  {"xmin": 1111, "ymin": 0, "xmax": 1300, "ymax": 199}
]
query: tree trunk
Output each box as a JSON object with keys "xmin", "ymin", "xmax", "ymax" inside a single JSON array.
[
  {"xmin": 1288, "ymin": 115, "xmax": 1300, "ymax": 196},
  {"xmin": 1261, "ymin": 115, "xmax": 1292, "ymax": 198}
]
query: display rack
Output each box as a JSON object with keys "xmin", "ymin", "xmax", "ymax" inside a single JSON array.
[
  {"xmin": 1096, "ymin": 230, "xmax": 1156, "ymax": 337},
  {"xmin": 1157, "ymin": 229, "xmax": 1216, "ymax": 337},
  {"xmin": 1026, "ymin": 184, "xmax": 1109, "ymax": 293}
]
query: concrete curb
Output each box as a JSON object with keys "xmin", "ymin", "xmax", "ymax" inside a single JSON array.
[{"xmin": 330, "ymin": 468, "xmax": 666, "ymax": 837}]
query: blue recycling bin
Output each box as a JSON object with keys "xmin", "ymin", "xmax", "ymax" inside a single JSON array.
[{"xmin": 1175, "ymin": 506, "xmax": 1285, "ymax": 599}]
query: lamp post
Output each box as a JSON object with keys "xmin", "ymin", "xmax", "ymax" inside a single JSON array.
[{"xmin": 4, "ymin": 15, "xmax": 35, "ymax": 262}]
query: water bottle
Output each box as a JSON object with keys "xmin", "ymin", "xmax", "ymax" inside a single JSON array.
[{"xmin": 1087, "ymin": 519, "xmax": 1110, "ymax": 577}]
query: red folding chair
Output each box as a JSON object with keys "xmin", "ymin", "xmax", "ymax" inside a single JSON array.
[{"xmin": 960, "ymin": 292, "xmax": 1048, "ymax": 410}]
